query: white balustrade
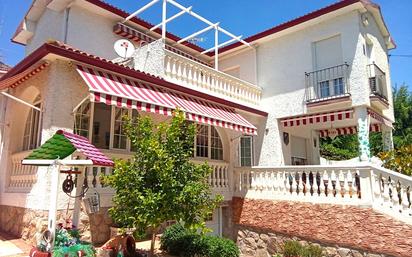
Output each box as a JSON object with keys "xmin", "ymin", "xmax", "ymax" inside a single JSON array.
[
  {"xmin": 8, "ymin": 151, "xmax": 37, "ymax": 191},
  {"xmin": 192, "ymin": 160, "xmax": 230, "ymax": 190},
  {"xmin": 235, "ymin": 166, "xmax": 363, "ymax": 204},
  {"xmin": 164, "ymin": 50, "xmax": 262, "ymax": 106},
  {"xmin": 234, "ymin": 164, "xmax": 412, "ymax": 223}
]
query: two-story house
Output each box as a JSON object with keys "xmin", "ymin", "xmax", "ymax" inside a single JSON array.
[{"xmin": 1, "ymin": 1, "xmax": 411, "ymax": 256}]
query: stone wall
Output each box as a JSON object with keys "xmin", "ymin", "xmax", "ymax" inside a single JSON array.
[
  {"xmin": 0, "ymin": 205, "xmax": 114, "ymax": 245},
  {"xmin": 232, "ymin": 197, "xmax": 412, "ymax": 257},
  {"xmin": 236, "ymin": 226, "xmax": 389, "ymax": 257}
]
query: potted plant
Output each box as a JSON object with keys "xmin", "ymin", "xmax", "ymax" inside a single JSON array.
[{"xmin": 52, "ymin": 224, "xmax": 95, "ymax": 257}]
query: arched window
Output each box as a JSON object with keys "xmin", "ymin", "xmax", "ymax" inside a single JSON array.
[
  {"xmin": 74, "ymin": 100, "xmax": 91, "ymax": 138},
  {"xmin": 22, "ymin": 96, "xmax": 41, "ymax": 151},
  {"xmin": 195, "ymin": 125, "xmax": 224, "ymax": 160}
]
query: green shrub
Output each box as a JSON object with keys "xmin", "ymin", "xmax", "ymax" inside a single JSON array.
[
  {"xmin": 283, "ymin": 240, "xmax": 302, "ymax": 257},
  {"xmin": 304, "ymin": 244, "xmax": 323, "ymax": 257},
  {"xmin": 199, "ymin": 236, "xmax": 239, "ymax": 257},
  {"xmin": 160, "ymin": 224, "xmax": 239, "ymax": 257},
  {"xmin": 282, "ymin": 241, "xmax": 323, "ymax": 257},
  {"xmin": 160, "ymin": 223, "xmax": 188, "ymax": 255}
]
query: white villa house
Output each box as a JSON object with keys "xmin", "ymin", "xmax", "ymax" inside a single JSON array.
[{"xmin": 1, "ymin": 0, "xmax": 412, "ymax": 256}]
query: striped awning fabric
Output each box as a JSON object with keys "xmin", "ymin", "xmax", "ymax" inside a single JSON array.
[
  {"xmin": 319, "ymin": 124, "xmax": 381, "ymax": 138},
  {"xmin": 281, "ymin": 109, "xmax": 353, "ymax": 127},
  {"xmin": 76, "ymin": 65, "xmax": 257, "ymax": 135},
  {"xmin": 367, "ymin": 108, "xmax": 393, "ymax": 127}
]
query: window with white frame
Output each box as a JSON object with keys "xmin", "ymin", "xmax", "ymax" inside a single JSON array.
[
  {"xmin": 74, "ymin": 101, "xmax": 91, "ymax": 138},
  {"xmin": 22, "ymin": 97, "xmax": 42, "ymax": 151},
  {"xmin": 195, "ymin": 124, "xmax": 224, "ymax": 160},
  {"xmin": 196, "ymin": 124, "xmax": 209, "ymax": 158},
  {"xmin": 113, "ymin": 107, "xmax": 129, "ymax": 150},
  {"xmin": 319, "ymin": 81, "xmax": 330, "ymax": 98},
  {"xmin": 240, "ymin": 136, "xmax": 253, "ymax": 166}
]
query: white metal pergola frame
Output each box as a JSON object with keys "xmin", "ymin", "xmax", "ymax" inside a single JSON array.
[{"xmin": 122, "ymin": 0, "xmax": 252, "ymax": 70}]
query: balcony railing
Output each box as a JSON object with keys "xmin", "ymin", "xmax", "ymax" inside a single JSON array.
[
  {"xmin": 8, "ymin": 150, "xmax": 231, "ymax": 202},
  {"xmin": 368, "ymin": 63, "xmax": 388, "ymax": 101},
  {"xmin": 164, "ymin": 49, "xmax": 262, "ymax": 106},
  {"xmin": 234, "ymin": 164, "xmax": 412, "ymax": 223},
  {"xmin": 305, "ymin": 63, "xmax": 350, "ymax": 103}
]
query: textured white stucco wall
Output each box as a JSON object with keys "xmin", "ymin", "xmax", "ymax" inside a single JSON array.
[
  {"xmin": 65, "ymin": 5, "xmax": 120, "ymax": 60},
  {"xmin": 219, "ymin": 48, "xmax": 257, "ymax": 85},
  {"xmin": 359, "ymin": 12, "xmax": 394, "ymax": 121},
  {"xmin": 26, "ymin": 8, "xmax": 64, "ymax": 55}
]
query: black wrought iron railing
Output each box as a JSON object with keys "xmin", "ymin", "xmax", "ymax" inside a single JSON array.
[
  {"xmin": 305, "ymin": 63, "xmax": 350, "ymax": 102},
  {"xmin": 367, "ymin": 63, "xmax": 388, "ymax": 101}
]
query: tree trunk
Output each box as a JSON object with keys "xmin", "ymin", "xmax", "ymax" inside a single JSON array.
[{"xmin": 148, "ymin": 228, "xmax": 157, "ymax": 257}]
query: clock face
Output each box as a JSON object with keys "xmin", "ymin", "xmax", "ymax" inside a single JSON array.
[
  {"xmin": 328, "ymin": 128, "xmax": 338, "ymax": 139},
  {"xmin": 114, "ymin": 39, "xmax": 135, "ymax": 58}
]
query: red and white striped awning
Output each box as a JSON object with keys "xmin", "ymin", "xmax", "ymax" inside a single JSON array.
[
  {"xmin": 76, "ymin": 65, "xmax": 257, "ymax": 135},
  {"xmin": 319, "ymin": 124, "xmax": 381, "ymax": 138},
  {"xmin": 367, "ymin": 108, "xmax": 393, "ymax": 127},
  {"xmin": 281, "ymin": 109, "xmax": 353, "ymax": 127}
]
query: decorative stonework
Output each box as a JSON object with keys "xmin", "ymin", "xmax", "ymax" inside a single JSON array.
[
  {"xmin": 0, "ymin": 205, "xmax": 114, "ymax": 245},
  {"xmin": 236, "ymin": 226, "xmax": 388, "ymax": 257},
  {"xmin": 357, "ymin": 115, "xmax": 370, "ymax": 161},
  {"xmin": 232, "ymin": 197, "xmax": 412, "ymax": 257}
]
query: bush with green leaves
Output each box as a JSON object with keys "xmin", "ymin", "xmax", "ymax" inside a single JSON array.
[
  {"xmin": 160, "ymin": 223, "xmax": 239, "ymax": 257},
  {"xmin": 282, "ymin": 240, "xmax": 323, "ymax": 257}
]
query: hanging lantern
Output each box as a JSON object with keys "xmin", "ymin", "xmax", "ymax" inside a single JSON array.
[
  {"xmin": 328, "ymin": 128, "xmax": 338, "ymax": 139},
  {"xmin": 82, "ymin": 191, "xmax": 100, "ymax": 214}
]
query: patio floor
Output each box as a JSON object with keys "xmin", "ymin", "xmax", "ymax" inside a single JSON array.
[
  {"xmin": 0, "ymin": 232, "xmax": 31, "ymax": 257},
  {"xmin": 0, "ymin": 232, "xmax": 173, "ymax": 257}
]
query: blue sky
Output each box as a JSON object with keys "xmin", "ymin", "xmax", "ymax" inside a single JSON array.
[{"xmin": 0, "ymin": 0, "xmax": 411, "ymax": 89}]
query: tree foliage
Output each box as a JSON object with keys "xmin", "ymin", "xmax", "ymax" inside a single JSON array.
[
  {"xmin": 320, "ymin": 135, "xmax": 359, "ymax": 161},
  {"xmin": 378, "ymin": 144, "xmax": 412, "ymax": 175},
  {"xmin": 392, "ymin": 84, "xmax": 412, "ymax": 148},
  {"xmin": 102, "ymin": 110, "xmax": 222, "ymax": 256}
]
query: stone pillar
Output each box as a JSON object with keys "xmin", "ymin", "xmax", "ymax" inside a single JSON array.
[
  {"xmin": 382, "ymin": 125, "xmax": 394, "ymax": 151},
  {"xmin": 355, "ymin": 107, "xmax": 370, "ymax": 161}
]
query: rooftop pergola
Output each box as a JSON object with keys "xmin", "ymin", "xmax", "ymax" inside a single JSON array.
[{"xmin": 122, "ymin": 0, "xmax": 252, "ymax": 69}]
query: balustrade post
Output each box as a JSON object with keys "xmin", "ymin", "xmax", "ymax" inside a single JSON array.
[
  {"xmin": 357, "ymin": 169, "xmax": 374, "ymax": 206},
  {"xmin": 320, "ymin": 171, "xmax": 326, "ymax": 197},
  {"xmin": 392, "ymin": 181, "xmax": 400, "ymax": 212},
  {"xmin": 297, "ymin": 172, "xmax": 304, "ymax": 196},
  {"xmin": 401, "ymin": 185, "xmax": 410, "ymax": 214},
  {"xmin": 291, "ymin": 172, "xmax": 298, "ymax": 196}
]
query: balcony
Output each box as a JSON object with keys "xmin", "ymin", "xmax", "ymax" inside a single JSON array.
[
  {"xmin": 368, "ymin": 63, "xmax": 389, "ymax": 108},
  {"xmin": 305, "ymin": 63, "xmax": 350, "ymax": 104},
  {"xmin": 164, "ymin": 49, "xmax": 262, "ymax": 106}
]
